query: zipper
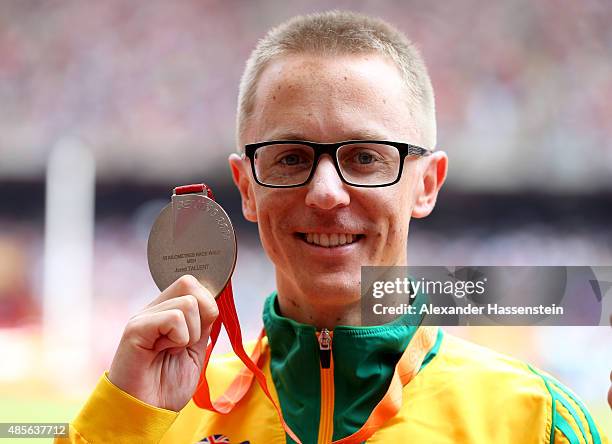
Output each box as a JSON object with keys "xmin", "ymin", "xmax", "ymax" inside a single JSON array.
[{"xmin": 317, "ymin": 328, "xmax": 334, "ymax": 443}]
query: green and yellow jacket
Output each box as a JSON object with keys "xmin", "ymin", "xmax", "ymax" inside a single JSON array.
[{"xmin": 57, "ymin": 293, "xmax": 608, "ymax": 444}]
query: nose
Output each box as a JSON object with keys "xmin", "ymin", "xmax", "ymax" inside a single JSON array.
[{"xmin": 304, "ymin": 155, "xmax": 350, "ymax": 210}]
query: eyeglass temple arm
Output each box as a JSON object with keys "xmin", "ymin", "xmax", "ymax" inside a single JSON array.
[{"xmin": 407, "ymin": 145, "xmax": 433, "ymax": 157}]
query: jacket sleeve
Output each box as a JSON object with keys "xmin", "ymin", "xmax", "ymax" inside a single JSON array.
[
  {"xmin": 529, "ymin": 366, "xmax": 609, "ymax": 444},
  {"xmin": 549, "ymin": 384, "xmax": 609, "ymax": 444},
  {"xmin": 54, "ymin": 372, "xmax": 178, "ymax": 444}
]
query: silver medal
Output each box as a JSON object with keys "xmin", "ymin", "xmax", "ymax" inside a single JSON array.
[{"xmin": 147, "ymin": 191, "xmax": 237, "ymax": 297}]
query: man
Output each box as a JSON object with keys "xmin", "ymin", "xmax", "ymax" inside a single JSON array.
[{"xmin": 58, "ymin": 11, "xmax": 608, "ymax": 444}]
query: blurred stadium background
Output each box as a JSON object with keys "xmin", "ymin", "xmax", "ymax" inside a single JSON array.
[{"xmin": 0, "ymin": 0, "xmax": 610, "ymax": 440}]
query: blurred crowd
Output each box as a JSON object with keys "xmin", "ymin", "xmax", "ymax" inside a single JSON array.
[
  {"xmin": 0, "ymin": 0, "xmax": 611, "ymax": 189},
  {"xmin": 2, "ymin": 211, "xmax": 611, "ymax": 329}
]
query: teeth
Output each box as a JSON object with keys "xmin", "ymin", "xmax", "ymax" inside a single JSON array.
[
  {"xmin": 320, "ymin": 233, "xmax": 329, "ymax": 247},
  {"xmin": 303, "ymin": 233, "xmax": 360, "ymax": 247}
]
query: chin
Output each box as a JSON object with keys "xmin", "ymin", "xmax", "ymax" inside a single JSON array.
[{"xmin": 299, "ymin": 274, "xmax": 362, "ymax": 301}]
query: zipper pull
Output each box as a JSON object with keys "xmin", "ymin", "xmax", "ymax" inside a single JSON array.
[{"xmin": 318, "ymin": 328, "xmax": 332, "ymax": 369}]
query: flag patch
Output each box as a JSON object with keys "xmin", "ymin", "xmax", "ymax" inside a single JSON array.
[
  {"xmin": 196, "ymin": 434, "xmax": 249, "ymax": 444},
  {"xmin": 197, "ymin": 435, "xmax": 230, "ymax": 443}
]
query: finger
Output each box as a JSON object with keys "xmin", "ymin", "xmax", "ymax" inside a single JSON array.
[
  {"xmin": 126, "ymin": 309, "xmax": 189, "ymax": 352},
  {"xmin": 146, "ymin": 274, "xmax": 219, "ymax": 336},
  {"xmin": 147, "ymin": 275, "xmax": 210, "ymax": 307},
  {"xmin": 139, "ymin": 295, "xmax": 201, "ymax": 346}
]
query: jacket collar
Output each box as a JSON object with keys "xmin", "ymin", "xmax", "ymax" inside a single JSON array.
[{"xmin": 261, "ymin": 290, "xmax": 435, "ymax": 440}]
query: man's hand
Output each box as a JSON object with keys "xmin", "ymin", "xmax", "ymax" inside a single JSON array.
[{"xmin": 108, "ymin": 275, "xmax": 219, "ymax": 412}]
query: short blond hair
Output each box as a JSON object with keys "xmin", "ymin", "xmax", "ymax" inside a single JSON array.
[{"xmin": 236, "ymin": 10, "xmax": 436, "ymax": 149}]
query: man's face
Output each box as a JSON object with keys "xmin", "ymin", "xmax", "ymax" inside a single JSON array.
[{"xmin": 230, "ymin": 53, "xmax": 446, "ymax": 305}]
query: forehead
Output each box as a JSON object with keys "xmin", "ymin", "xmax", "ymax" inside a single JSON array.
[{"xmin": 245, "ymin": 54, "xmax": 421, "ymax": 144}]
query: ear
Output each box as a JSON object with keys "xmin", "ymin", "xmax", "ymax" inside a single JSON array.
[
  {"xmin": 412, "ymin": 151, "xmax": 448, "ymax": 219},
  {"xmin": 229, "ymin": 153, "xmax": 258, "ymax": 222}
]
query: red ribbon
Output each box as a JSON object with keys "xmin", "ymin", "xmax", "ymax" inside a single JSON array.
[{"xmin": 174, "ymin": 183, "xmax": 302, "ymax": 442}]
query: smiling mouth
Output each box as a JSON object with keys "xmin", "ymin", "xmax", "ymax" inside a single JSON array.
[{"xmin": 297, "ymin": 232, "xmax": 365, "ymax": 248}]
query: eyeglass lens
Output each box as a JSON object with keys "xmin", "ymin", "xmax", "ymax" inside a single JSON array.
[{"xmin": 253, "ymin": 142, "xmax": 400, "ymax": 186}]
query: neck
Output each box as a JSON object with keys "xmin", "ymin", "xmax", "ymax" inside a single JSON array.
[{"xmin": 276, "ymin": 280, "xmax": 362, "ymax": 329}]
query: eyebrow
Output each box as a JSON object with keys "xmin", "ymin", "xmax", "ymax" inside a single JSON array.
[{"xmin": 264, "ymin": 128, "xmax": 389, "ymax": 142}]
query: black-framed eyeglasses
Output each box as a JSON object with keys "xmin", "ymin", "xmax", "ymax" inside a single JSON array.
[{"xmin": 243, "ymin": 140, "xmax": 432, "ymax": 188}]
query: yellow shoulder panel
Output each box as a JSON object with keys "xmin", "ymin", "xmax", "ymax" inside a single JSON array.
[{"xmin": 370, "ymin": 332, "xmax": 553, "ymax": 443}]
